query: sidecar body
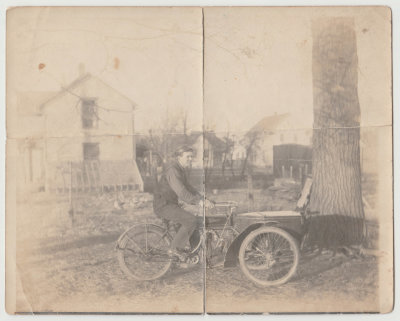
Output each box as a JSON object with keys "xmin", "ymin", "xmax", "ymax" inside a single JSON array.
[
  {"xmin": 224, "ymin": 210, "xmax": 304, "ymax": 267},
  {"xmin": 223, "ymin": 177, "xmax": 312, "ymax": 268}
]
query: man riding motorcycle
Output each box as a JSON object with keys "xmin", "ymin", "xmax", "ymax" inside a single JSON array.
[{"xmin": 153, "ymin": 146, "xmax": 214, "ymax": 260}]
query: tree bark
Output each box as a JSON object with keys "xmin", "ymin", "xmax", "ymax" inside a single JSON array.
[{"xmin": 308, "ymin": 18, "xmax": 365, "ymax": 250}]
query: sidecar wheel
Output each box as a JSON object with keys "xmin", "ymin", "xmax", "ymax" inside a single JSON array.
[{"xmin": 238, "ymin": 226, "xmax": 299, "ymax": 286}]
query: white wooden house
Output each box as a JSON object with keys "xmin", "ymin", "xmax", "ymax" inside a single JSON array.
[
  {"xmin": 247, "ymin": 113, "xmax": 312, "ymax": 170},
  {"xmin": 190, "ymin": 132, "xmax": 227, "ymax": 169},
  {"xmin": 17, "ymin": 73, "xmax": 143, "ymax": 192}
]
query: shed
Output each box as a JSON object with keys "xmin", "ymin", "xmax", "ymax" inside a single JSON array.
[{"xmin": 273, "ymin": 144, "xmax": 312, "ymax": 181}]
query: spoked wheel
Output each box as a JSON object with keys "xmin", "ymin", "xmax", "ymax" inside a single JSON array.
[
  {"xmin": 117, "ymin": 224, "xmax": 173, "ymax": 281},
  {"xmin": 239, "ymin": 226, "xmax": 299, "ymax": 286}
]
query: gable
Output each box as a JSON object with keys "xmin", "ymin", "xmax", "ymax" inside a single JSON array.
[
  {"xmin": 18, "ymin": 91, "xmax": 57, "ymax": 115},
  {"xmin": 40, "ymin": 74, "xmax": 136, "ymax": 114},
  {"xmin": 249, "ymin": 113, "xmax": 291, "ymax": 134}
]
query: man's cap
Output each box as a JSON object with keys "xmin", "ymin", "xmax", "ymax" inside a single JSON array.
[{"xmin": 174, "ymin": 145, "xmax": 194, "ymax": 156}]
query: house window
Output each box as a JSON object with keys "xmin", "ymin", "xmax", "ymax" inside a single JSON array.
[
  {"xmin": 81, "ymin": 99, "xmax": 98, "ymax": 129},
  {"xmin": 83, "ymin": 143, "xmax": 100, "ymax": 160},
  {"xmin": 204, "ymin": 149, "xmax": 209, "ymax": 159}
]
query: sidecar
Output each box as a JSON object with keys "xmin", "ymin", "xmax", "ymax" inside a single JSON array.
[
  {"xmin": 224, "ymin": 209, "xmax": 304, "ymax": 267},
  {"xmin": 221, "ymin": 178, "xmax": 311, "ymax": 286}
]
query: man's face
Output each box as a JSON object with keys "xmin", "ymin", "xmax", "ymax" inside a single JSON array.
[{"xmin": 178, "ymin": 151, "xmax": 193, "ymax": 168}]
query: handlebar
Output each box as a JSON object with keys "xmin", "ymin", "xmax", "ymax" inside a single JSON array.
[
  {"xmin": 206, "ymin": 201, "xmax": 238, "ymax": 216},
  {"xmin": 213, "ymin": 201, "xmax": 238, "ymax": 208}
]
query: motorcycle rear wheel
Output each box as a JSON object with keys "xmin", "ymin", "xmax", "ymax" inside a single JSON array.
[{"xmin": 117, "ymin": 224, "xmax": 173, "ymax": 281}]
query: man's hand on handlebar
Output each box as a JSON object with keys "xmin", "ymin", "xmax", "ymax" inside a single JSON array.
[
  {"xmin": 205, "ymin": 199, "xmax": 215, "ymax": 209},
  {"xmin": 199, "ymin": 198, "xmax": 215, "ymax": 209}
]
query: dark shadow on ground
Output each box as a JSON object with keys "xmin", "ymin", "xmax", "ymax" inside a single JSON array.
[
  {"xmin": 292, "ymin": 254, "xmax": 347, "ymax": 282},
  {"xmin": 39, "ymin": 233, "xmax": 120, "ymax": 254}
]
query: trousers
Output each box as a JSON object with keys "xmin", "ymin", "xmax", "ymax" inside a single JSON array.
[{"xmin": 155, "ymin": 204, "xmax": 202, "ymax": 250}]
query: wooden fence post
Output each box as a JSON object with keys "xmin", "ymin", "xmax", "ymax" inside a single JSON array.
[
  {"xmin": 68, "ymin": 161, "xmax": 75, "ymax": 225},
  {"xmin": 247, "ymin": 167, "xmax": 254, "ymax": 212}
]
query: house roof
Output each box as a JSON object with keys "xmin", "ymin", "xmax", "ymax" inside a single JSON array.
[
  {"xmin": 203, "ymin": 132, "xmax": 228, "ymax": 151},
  {"xmin": 39, "ymin": 73, "xmax": 137, "ymax": 112},
  {"xmin": 188, "ymin": 131, "xmax": 228, "ymax": 150},
  {"xmin": 248, "ymin": 113, "xmax": 291, "ymax": 134},
  {"xmin": 17, "ymin": 91, "xmax": 58, "ymax": 115},
  {"xmin": 138, "ymin": 131, "xmax": 229, "ymax": 157},
  {"xmin": 165, "ymin": 131, "xmax": 227, "ymax": 151},
  {"xmin": 39, "ymin": 73, "xmax": 92, "ymax": 110}
]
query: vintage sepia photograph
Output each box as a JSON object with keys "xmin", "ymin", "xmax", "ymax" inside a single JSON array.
[{"xmin": 5, "ymin": 6, "xmax": 393, "ymax": 314}]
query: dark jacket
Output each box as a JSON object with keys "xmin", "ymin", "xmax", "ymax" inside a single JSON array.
[{"xmin": 153, "ymin": 160, "xmax": 202, "ymax": 211}]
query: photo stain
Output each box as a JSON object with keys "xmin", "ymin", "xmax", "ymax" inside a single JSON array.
[
  {"xmin": 114, "ymin": 57, "xmax": 120, "ymax": 70},
  {"xmin": 38, "ymin": 63, "xmax": 46, "ymax": 70}
]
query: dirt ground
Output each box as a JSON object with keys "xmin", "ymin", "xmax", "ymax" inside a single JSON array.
[
  {"xmin": 206, "ymin": 251, "xmax": 379, "ymax": 313},
  {"xmin": 13, "ymin": 185, "xmax": 380, "ymax": 313}
]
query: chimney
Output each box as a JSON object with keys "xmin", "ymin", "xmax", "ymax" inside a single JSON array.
[{"xmin": 78, "ymin": 63, "xmax": 86, "ymax": 77}]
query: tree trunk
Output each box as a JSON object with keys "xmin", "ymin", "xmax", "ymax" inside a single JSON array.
[
  {"xmin": 241, "ymin": 139, "xmax": 256, "ymax": 178},
  {"xmin": 307, "ymin": 18, "xmax": 365, "ymax": 250},
  {"xmin": 221, "ymin": 152, "xmax": 226, "ymax": 179}
]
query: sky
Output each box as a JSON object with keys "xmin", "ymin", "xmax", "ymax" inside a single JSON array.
[
  {"xmin": 7, "ymin": 7, "xmax": 203, "ymax": 134},
  {"xmin": 7, "ymin": 6, "xmax": 392, "ymax": 134},
  {"xmin": 204, "ymin": 7, "xmax": 392, "ymax": 134}
]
